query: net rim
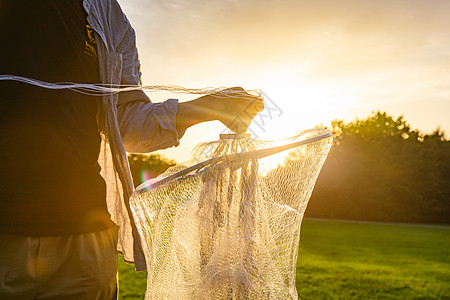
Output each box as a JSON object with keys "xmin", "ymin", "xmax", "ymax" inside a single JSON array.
[{"xmin": 137, "ymin": 131, "xmax": 332, "ymax": 191}]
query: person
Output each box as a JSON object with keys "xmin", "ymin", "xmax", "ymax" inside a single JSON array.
[{"xmin": 0, "ymin": 0, "xmax": 263, "ymax": 299}]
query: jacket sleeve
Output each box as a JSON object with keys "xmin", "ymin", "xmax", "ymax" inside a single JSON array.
[
  {"xmin": 117, "ymin": 98, "xmax": 180, "ymax": 153},
  {"xmin": 115, "ymin": 25, "xmax": 179, "ymax": 153}
]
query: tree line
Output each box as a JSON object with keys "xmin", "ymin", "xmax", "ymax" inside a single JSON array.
[{"xmin": 305, "ymin": 111, "xmax": 450, "ymax": 224}]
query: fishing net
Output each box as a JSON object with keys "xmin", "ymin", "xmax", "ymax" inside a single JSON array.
[
  {"xmin": 0, "ymin": 75, "xmax": 332, "ymax": 298},
  {"xmin": 130, "ymin": 128, "xmax": 332, "ymax": 299}
]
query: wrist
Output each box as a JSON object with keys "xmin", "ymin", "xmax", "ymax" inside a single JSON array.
[{"xmin": 175, "ymin": 94, "xmax": 220, "ymax": 137}]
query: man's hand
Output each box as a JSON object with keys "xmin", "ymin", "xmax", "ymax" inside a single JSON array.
[
  {"xmin": 211, "ymin": 87, "xmax": 264, "ymax": 134},
  {"xmin": 176, "ymin": 87, "xmax": 264, "ymax": 138}
]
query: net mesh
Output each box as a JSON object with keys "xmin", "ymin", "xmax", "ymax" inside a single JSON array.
[{"xmin": 130, "ymin": 128, "xmax": 332, "ymax": 299}]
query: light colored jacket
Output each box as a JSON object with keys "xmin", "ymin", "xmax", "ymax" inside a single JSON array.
[{"xmin": 83, "ymin": 0, "xmax": 179, "ymax": 271}]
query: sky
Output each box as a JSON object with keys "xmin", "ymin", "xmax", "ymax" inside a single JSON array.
[{"xmin": 119, "ymin": 0, "xmax": 450, "ymax": 162}]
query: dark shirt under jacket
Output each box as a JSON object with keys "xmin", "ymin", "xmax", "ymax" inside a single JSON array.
[{"xmin": 0, "ymin": 0, "xmax": 115, "ymax": 236}]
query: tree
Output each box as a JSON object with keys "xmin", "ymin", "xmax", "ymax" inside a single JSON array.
[
  {"xmin": 127, "ymin": 153, "xmax": 176, "ymax": 188},
  {"xmin": 306, "ymin": 112, "xmax": 450, "ymax": 224}
]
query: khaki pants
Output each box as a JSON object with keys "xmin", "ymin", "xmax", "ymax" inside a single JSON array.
[{"xmin": 0, "ymin": 226, "xmax": 118, "ymax": 300}]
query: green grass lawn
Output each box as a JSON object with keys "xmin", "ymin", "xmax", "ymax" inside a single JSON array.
[
  {"xmin": 297, "ymin": 220, "xmax": 450, "ymax": 299},
  {"xmin": 118, "ymin": 219, "xmax": 450, "ymax": 299}
]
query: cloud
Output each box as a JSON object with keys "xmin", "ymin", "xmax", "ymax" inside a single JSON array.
[{"xmin": 123, "ymin": 0, "xmax": 448, "ymax": 73}]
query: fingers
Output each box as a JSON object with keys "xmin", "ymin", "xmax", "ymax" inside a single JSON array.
[
  {"xmin": 226, "ymin": 117, "xmax": 251, "ymax": 134},
  {"xmin": 224, "ymin": 103, "xmax": 260, "ymax": 134},
  {"xmin": 217, "ymin": 107, "xmax": 253, "ymax": 134},
  {"xmin": 250, "ymin": 98, "xmax": 264, "ymax": 112},
  {"xmin": 214, "ymin": 86, "xmax": 265, "ymax": 133}
]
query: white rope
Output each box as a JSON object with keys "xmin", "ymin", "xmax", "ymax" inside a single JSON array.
[{"xmin": 0, "ymin": 74, "xmax": 262, "ymax": 98}]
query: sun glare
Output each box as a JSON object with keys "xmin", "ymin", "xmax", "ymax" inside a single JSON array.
[{"xmin": 253, "ymin": 77, "xmax": 357, "ymax": 140}]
